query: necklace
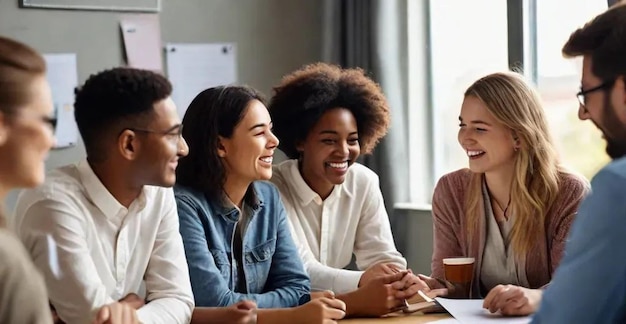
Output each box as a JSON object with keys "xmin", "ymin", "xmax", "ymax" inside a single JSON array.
[{"xmin": 492, "ymin": 197, "xmax": 511, "ymax": 218}]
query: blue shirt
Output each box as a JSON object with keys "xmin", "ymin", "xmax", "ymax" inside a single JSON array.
[
  {"xmin": 532, "ymin": 157, "xmax": 626, "ymax": 323},
  {"xmin": 174, "ymin": 181, "xmax": 311, "ymax": 308}
]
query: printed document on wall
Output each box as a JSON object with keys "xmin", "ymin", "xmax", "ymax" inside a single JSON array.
[
  {"xmin": 165, "ymin": 43, "xmax": 237, "ymax": 117},
  {"xmin": 43, "ymin": 53, "xmax": 79, "ymax": 149}
]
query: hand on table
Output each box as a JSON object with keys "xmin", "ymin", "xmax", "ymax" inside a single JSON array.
[
  {"xmin": 293, "ymin": 296, "xmax": 346, "ymax": 324},
  {"xmin": 358, "ymin": 263, "xmax": 402, "ymax": 287},
  {"xmin": 118, "ymin": 293, "xmax": 145, "ymax": 310},
  {"xmin": 93, "ymin": 302, "xmax": 138, "ymax": 324},
  {"xmin": 222, "ymin": 300, "xmax": 258, "ymax": 324},
  {"xmin": 483, "ymin": 284, "xmax": 542, "ymax": 316}
]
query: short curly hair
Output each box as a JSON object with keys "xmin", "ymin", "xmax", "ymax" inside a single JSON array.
[
  {"xmin": 268, "ymin": 63, "xmax": 390, "ymax": 159},
  {"xmin": 74, "ymin": 67, "xmax": 172, "ymax": 160}
]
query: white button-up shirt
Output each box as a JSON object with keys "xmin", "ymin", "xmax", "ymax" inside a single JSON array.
[
  {"xmin": 271, "ymin": 160, "xmax": 406, "ymax": 294},
  {"xmin": 13, "ymin": 160, "xmax": 194, "ymax": 324}
]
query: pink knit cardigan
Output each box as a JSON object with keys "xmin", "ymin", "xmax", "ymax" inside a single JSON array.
[{"xmin": 430, "ymin": 168, "xmax": 589, "ymax": 297}]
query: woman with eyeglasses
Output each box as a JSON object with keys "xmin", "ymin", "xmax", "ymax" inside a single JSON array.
[
  {"xmin": 425, "ymin": 71, "xmax": 589, "ymax": 316},
  {"xmin": 175, "ymin": 85, "xmax": 346, "ymax": 323},
  {"xmin": 0, "ymin": 36, "xmax": 140, "ymax": 324}
]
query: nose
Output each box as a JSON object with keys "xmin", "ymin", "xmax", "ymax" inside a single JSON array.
[
  {"xmin": 268, "ymin": 129, "xmax": 279, "ymax": 149},
  {"xmin": 338, "ymin": 141, "xmax": 349, "ymax": 156},
  {"xmin": 578, "ymin": 104, "xmax": 590, "ymax": 121},
  {"xmin": 178, "ymin": 136, "xmax": 189, "ymax": 156},
  {"xmin": 458, "ymin": 128, "xmax": 474, "ymax": 146}
]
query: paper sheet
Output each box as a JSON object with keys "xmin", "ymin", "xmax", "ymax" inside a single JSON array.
[
  {"xmin": 436, "ymin": 298, "xmax": 531, "ymax": 324},
  {"xmin": 43, "ymin": 53, "xmax": 79, "ymax": 149},
  {"xmin": 120, "ymin": 14, "xmax": 163, "ymax": 72},
  {"xmin": 165, "ymin": 43, "xmax": 237, "ymax": 117}
]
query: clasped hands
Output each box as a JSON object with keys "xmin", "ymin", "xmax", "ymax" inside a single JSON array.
[{"xmin": 351, "ymin": 263, "xmax": 447, "ymax": 317}]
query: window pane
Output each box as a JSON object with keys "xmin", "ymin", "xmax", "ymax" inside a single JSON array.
[
  {"xmin": 536, "ymin": 0, "xmax": 609, "ymax": 179},
  {"xmin": 429, "ymin": 0, "xmax": 509, "ymax": 182}
]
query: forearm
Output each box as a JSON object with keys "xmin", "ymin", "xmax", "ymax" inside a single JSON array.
[
  {"xmin": 137, "ymin": 298, "xmax": 192, "ymax": 324},
  {"xmin": 257, "ymin": 308, "xmax": 296, "ymax": 324},
  {"xmin": 336, "ymin": 290, "xmax": 365, "ymax": 317}
]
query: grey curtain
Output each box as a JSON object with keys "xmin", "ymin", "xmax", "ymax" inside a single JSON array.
[{"xmin": 321, "ymin": 0, "xmax": 411, "ymax": 253}]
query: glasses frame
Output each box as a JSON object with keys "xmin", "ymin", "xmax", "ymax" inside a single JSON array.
[
  {"xmin": 576, "ymin": 79, "xmax": 615, "ymax": 109},
  {"xmin": 126, "ymin": 124, "xmax": 184, "ymax": 144}
]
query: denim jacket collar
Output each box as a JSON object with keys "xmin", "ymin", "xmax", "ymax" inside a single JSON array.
[{"xmin": 210, "ymin": 183, "xmax": 263, "ymax": 222}]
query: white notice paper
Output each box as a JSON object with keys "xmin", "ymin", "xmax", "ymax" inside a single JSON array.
[
  {"xmin": 120, "ymin": 14, "xmax": 163, "ymax": 72},
  {"xmin": 165, "ymin": 43, "xmax": 237, "ymax": 117},
  {"xmin": 43, "ymin": 53, "xmax": 79, "ymax": 148},
  {"xmin": 436, "ymin": 298, "xmax": 531, "ymax": 324}
]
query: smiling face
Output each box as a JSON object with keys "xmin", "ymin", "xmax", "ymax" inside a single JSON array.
[
  {"xmin": 132, "ymin": 97, "xmax": 188, "ymax": 187},
  {"xmin": 219, "ymin": 99, "xmax": 278, "ymax": 184},
  {"xmin": 579, "ymin": 55, "xmax": 626, "ymax": 159},
  {"xmin": 0, "ymin": 75, "xmax": 56, "ymax": 190},
  {"xmin": 458, "ymin": 95, "xmax": 518, "ymax": 175},
  {"xmin": 298, "ymin": 108, "xmax": 360, "ymax": 198}
]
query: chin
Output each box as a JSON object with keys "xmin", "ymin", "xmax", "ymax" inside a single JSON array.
[
  {"xmin": 327, "ymin": 175, "xmax": 347, "ymax": 185},
  {"xmin": 467, "ymin": 165, "xmax": 487, "ymax": 174}
]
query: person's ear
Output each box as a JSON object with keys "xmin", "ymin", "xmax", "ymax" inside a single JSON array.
[
  {"xmin": 512, "ymin": 132, "xmax": 521, "ymax": 151},
  {"xmin": 118, "ymin": 129, "xmax": 141, "ymax": 160},
  {"xmin": 295, "ymin": 140, "xmax": 305, "ymax": 155},
  {"xmin": 0, "ymin": 112, "xmax": 8, "ymax": 146},
  {"xmin": 217, "ymin": 136, "xmax": 227, "ymax": 158}
]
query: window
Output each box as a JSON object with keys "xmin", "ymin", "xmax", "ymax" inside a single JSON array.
[
  {"xmin": 535, "ymin": 0, "xmax": 609, "ymax": 179},
  {"xmin": 408, "ymin": 0, "xmax": 609, "ymax": 204},
  {"xmin": 425, "ymin": 0, "xmax": 509, "ymax": 199}
]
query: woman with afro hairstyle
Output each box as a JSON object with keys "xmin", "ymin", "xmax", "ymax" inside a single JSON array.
[{"xmin": 269, "ymin": 63, "xmax": 433, "ymax": 317}]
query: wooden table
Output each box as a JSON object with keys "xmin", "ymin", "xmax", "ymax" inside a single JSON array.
[{"xmin": 340, "ymin": 312, "xmax": 452, "ymax": 323}]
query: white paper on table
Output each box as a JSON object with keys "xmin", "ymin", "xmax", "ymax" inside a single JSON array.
[
  {"xmin": 165, "ymin": 43, "xmax": 237, "ymax": 118},
  {"xmin": 120, "ymin": 14, "xmax": 163, "ymax": 72},
  {"xmin": 43, "ymin": 53, "xmax": 79, "ymax": 149},
  {"xmin": 436, "ymin": 298, "xmax": 531, "ymax": 324},
  {"xmin": 427, "ymin": 319, "xmax": 460, "ymax": 324}
]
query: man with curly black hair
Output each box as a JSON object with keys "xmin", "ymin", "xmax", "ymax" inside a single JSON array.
[
  {"xmin": 268, "ymin": 63, "xmax": 433, "ymax": 317},
  {"xmin": 13, "ymin": 68, "xmax": 194, "ymax": 324}
]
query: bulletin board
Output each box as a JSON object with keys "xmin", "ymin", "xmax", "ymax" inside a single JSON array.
[{"xmin": 19, "ymin": 0, "xmax": 160, "ymax": 12}]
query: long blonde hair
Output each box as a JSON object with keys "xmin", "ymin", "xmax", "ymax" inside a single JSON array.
[{"xmin": 464, "ymin": 72, "xmax": 561, "ymax": 259}]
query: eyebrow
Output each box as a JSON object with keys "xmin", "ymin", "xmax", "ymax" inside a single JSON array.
[
  {"xmin": 165, "ymin": 124, "xmax": 182, "ymax": 132},
  {"xmin": 458, "ymin": 117, "xmax": 492, "ymax": 126},
  {"xmin": 319, "ymin": 130, "xmax": 359, "ymax": 136},
  {"xmin": 248, "ymin": 122, "xmax": 271, "ymax": 131}
]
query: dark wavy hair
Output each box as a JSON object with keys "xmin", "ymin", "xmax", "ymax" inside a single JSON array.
[
  {"xmin": 268, "ymin": 62, "xmax": 390, "ymax": 159},
  {"xmin": 74, "ymin": 67, "xmax": 172, "ymax": 161},
  {"xmin": 176, "ymin": 85, "xmax": 266, "ymax": 202},
  {"xmin": 562, "ymin": 2, "xmax": 626, "ymax": 82}
]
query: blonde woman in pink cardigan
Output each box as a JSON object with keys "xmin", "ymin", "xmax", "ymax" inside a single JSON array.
[{"xmin": 426, "ymin": 72, "xmax": 589, "ymax": 316}]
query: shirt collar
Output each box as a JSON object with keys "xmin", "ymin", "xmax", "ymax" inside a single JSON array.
[
  {"xmin": 77, "ymin": 159, "xmax": 148, "ymax": 220},
  {"xmin": 285, "ymin": 159, "xmax": 342, "ymax": 205},
  {"xmin": 212, "ymin": 183, "xmax": 263, "ymax": 221}
]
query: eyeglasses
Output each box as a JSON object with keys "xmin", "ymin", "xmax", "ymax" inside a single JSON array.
[
  {"xmin": 127, "ymin": 124, "xmax": 184, "ymax": 143},
  {"xmin": 42, "ymin": 116, "xmax": 58, "ymax": 132},
  {"xmin": 12, "ymin": 112, "xmax": 57, "ymax": 133},
  {"xmin": 576, "ymin": 79, "xmax": 615, "ymax": 108}
]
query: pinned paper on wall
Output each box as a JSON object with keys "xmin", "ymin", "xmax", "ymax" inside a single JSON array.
[
  {"xmin": 165, "ymin": 43, "xmax": 237, "ymax": 117},
  {"xmin": 43, "ymin": 53, "xmax": 79, "ymax": 149},
  {"xmin": 120, "ymin": 14, "xmax": 163, "ymax": 72}
]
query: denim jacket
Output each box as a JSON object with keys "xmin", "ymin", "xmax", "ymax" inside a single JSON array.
[{"xmin": 174, "ymin": 181, "xmax": 311, "ymax": 308}]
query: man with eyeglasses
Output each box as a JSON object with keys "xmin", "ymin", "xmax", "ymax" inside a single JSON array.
[
  {"xmin": 12, "ymin": 68, "xmax": 194, "ymax": 324},
  {"xmin": 532, "ymin": 2, "xmax": 626, "ymax": 323}
]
